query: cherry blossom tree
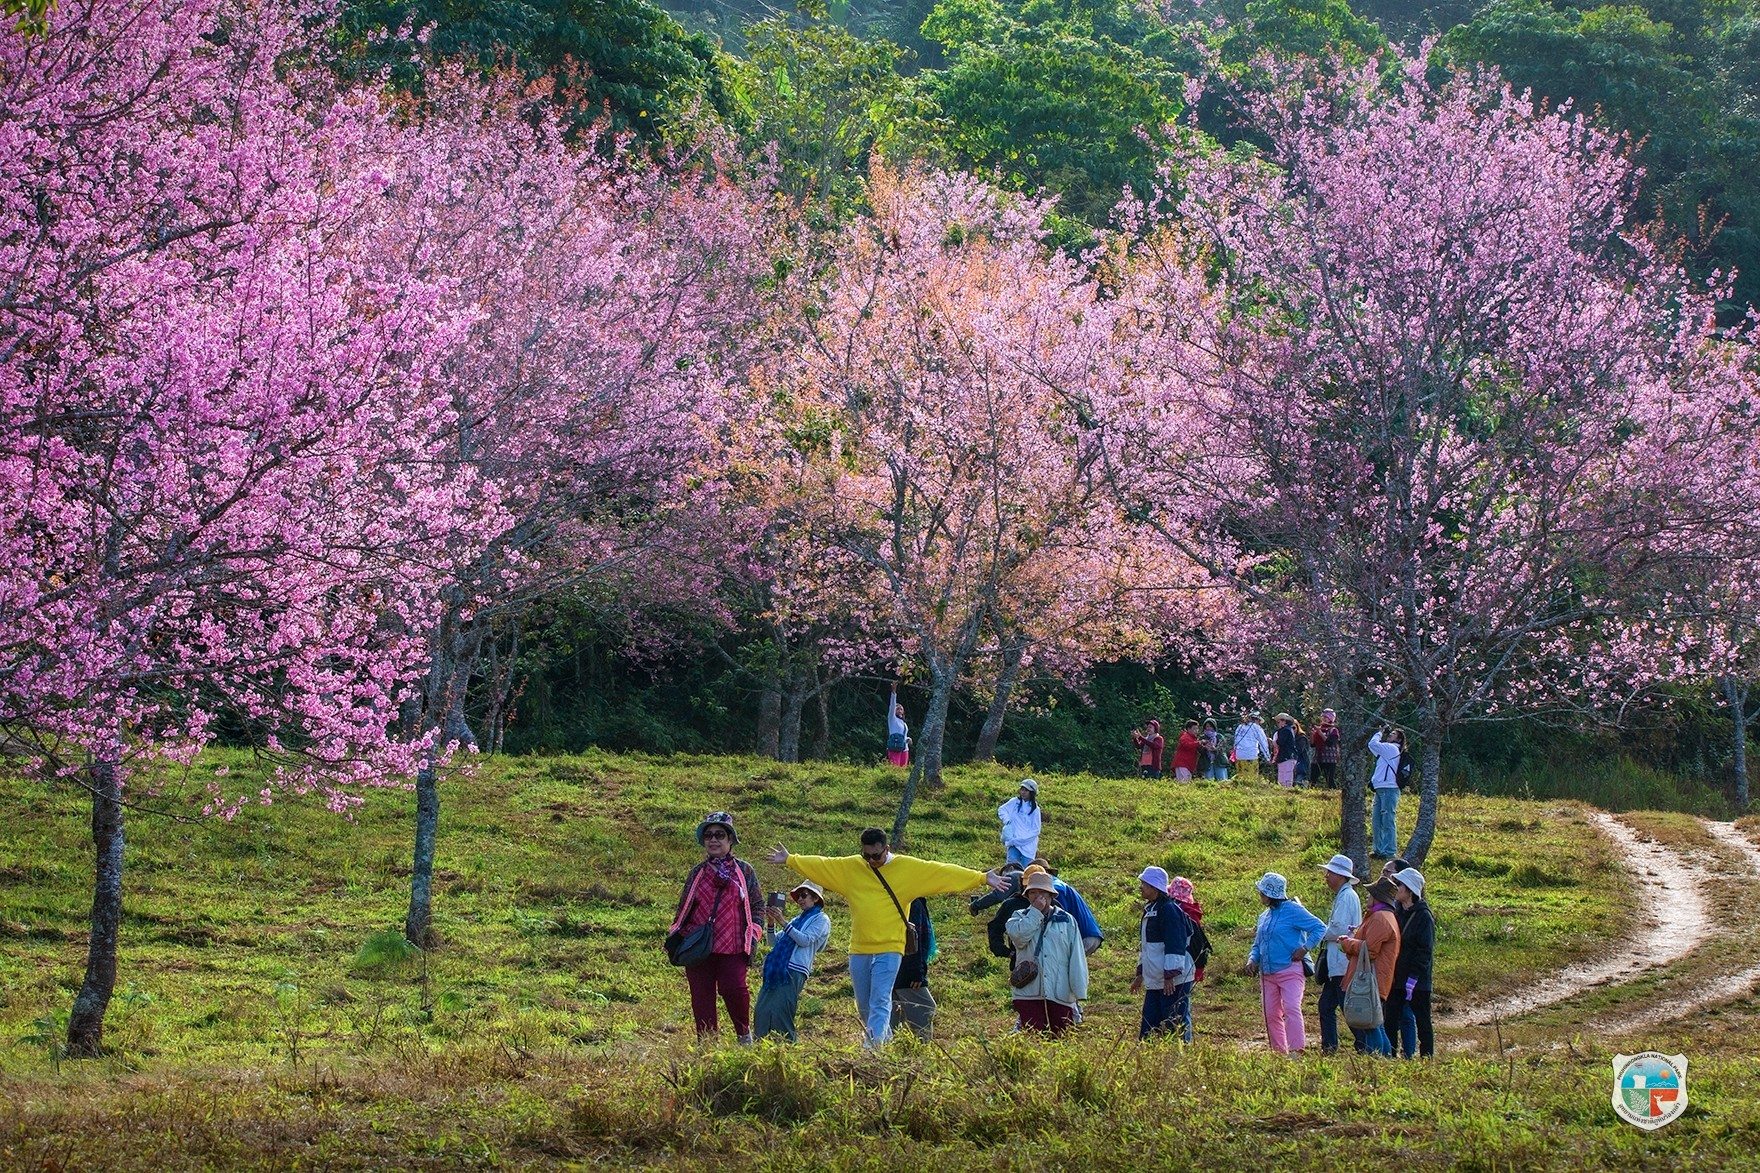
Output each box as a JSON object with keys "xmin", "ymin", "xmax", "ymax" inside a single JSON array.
[
  {"xmin": 372, "ymin": 97, "xmax": 778, "ymax": 945},
  {"xmin": 1110, "ymin": 57, "xmax": 1758, "ymax": 867},
  {"xmin": 780, "ymin": 166, "xmax": 1191, "ymax": 841},
  {"xmin": 0, "ymin": 0, "xmax": 492, "ymax": 1053}
]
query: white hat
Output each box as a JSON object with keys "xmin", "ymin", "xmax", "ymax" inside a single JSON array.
[
  {"xmin": 1392, "ymin": 867, "xmax": 1426, "ymax": 899},
  {"xmin": 1255, "ymin": 872, "xmax": 1289, "ymax": 900},
  {"xmin": 789, "ymin": 880, "xmax": 825, "ymax": 901},
  {"xmin": 1320, "ymin": 854, "xmax": 1358, "ymax": 882},
  {"xmin": 1018, "ymin": 778, "xmax": 1039, "ymax": 793},
  {"xmin": 1137, "ymin": 866, "xmax": 1170, "ymax": 893}
]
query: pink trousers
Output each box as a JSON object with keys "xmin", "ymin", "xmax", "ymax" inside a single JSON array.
[{"xmin": 1260, "ymin": 964, "xmax": 1308, "ymax": 1053}]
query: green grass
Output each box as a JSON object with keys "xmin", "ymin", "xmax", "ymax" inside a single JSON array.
[{"xmin": 1, "ymin": 750, "xmax": 1746, "ymax": 1167}]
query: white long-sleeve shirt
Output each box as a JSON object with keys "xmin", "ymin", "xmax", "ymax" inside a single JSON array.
[
  {"xmin": 887, "ymin": 690, "xmax": 908, "ymax": 740},
  {"xmin": 1320, "ymin": 883, "xmax": 1363, "ymax": 975},
  {"xmin": 1368, "ymin": 731, "xmax": 1402, "ymax": 789},
  {"xmin": 1233, "ymin": 722, "xmax": 1270, "ymax": 763},
  {"xmin": 999, "ymin": 798, "xmax": 1041, "ymax": 859}
]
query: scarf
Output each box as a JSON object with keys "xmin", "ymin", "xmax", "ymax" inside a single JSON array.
[{"xmin": 761, "ymin": 904, "xmax": 825, "ymax": 986}]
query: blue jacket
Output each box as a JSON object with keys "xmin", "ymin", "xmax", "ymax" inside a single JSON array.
[
  {"xmin": 1137, "ymin": 894, "xmax": 1192, "ymax": 984},
  {"xmin": 1054, "ymin": 879, "xmax": 1103, "ymax": 942},
  {"xmin": 1248, "ymin": 899, "xmax": 1327, "ymax": 973}
]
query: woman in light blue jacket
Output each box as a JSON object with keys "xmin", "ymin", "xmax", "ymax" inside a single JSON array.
[
  {"xmin": 1245, "ymin": 872, "xmax": 1326, "ymax": 1054},
  {"xmin": 753, "ymin": 881, "xmax": 832, "ymax": 1042}
]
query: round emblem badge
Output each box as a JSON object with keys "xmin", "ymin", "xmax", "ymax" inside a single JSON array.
[{"xmin": 1611, "ymin": 1052, "xmax": 1688, "ymax": 1130}]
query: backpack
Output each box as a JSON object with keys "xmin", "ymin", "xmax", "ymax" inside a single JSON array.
[
  {"xmin": 1187, "ymin": 917, "xmax": 1213, "ymax": 973},
  {"xmin": 1396, "ymin": 751, "xmax": 1414, "ymax": 791},
  {"xmin": 886, "ymin": 731, "xmax": 909, "ymax": 752}
]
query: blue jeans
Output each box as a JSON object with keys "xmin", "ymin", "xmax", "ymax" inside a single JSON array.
[
  {"xmin": 1206, "ymin": 765, "xmax": 1229, "ymax": 781},
  {"xmin": 1398, "ymin": 996, "xmax": 1418, "ymax": 1057},
  {"xmin": 1372, "ymin": 787, "xmax": 1399, "ymax": 856},
  {"xmin": 849, "ymin": 953, "xmax": 903, "ymax": 1045},
  {"xmin": 1006, "ymin": 845, "xmax": 1034, "ymax": 868},
  {"xmin": 1180, "ymin": 982, "xmax": 1195, "ymax": 1043},
  {"xmin": 1360, "ymin": 1023, "xmax": 1394, "ymax": 1056},
  {"xmin": 1317, "ymin": 976, "xmax": 1364, "ymax": 1053},
  {"xmin": 1140, "ymin": 981, "xmax": 1193, "ymax": 1040}
]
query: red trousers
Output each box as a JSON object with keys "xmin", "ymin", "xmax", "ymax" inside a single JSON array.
[
  {"xmin": 1014, "ymin": 998, "xmax": 1076, "ymax": 1036},
  {"xmin": 686, "ymin": 952, "xmax": 752, "ymax": 1038}
]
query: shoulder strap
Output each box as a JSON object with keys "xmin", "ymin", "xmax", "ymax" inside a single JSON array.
[{"xmin": 873, "ymin": 865, "xmax": 910, "ymax": 928}]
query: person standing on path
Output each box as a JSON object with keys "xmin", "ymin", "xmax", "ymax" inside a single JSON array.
[
  {"xmin": 1234, "ymin": 712, "xmax": 1271, "ymax": 783},
  {"xmin": 1246, "ymin": 872, "xmax": 1327, "ymax": 1054},
  {"xmin": 1315, "ymin": 854, "xmax": 1363, "ymax": 1055},
  {"xmin": 891, "ymin": 897, "xmax": 938, "ymax": 1040},
  {"xmin": 1272, "ymin": 713, "xmax": 1301, "ymax": 788},
  {"xmin": 1389, "ymin": 867, "xmax": 1435, "ymax": 1058},
  {"xmin": 753, "ymin": 880, "xmax": 831, "ymax": 1042},
  {"xmin": 1172, "ymin": 720, "xmax": 1201, "ymax": 781},
  {"xmin": 1200, "ymin": 719, "xmax": 1229, "ymax": 780},
  {"xmin": 1168, "ymin": 876, "xmax": 1207, "ymax": 1043},
  {"xmin": 1338, "ymin": 878, "xmax": 1402, "ymax": 1057},
  {"xmin": 1132, "ymin": 866, "xmax": 1195, "ymax": 1039},
  {"xmin": 1132, "ymin": 719, "xmax": 1166, "ymax": 779},
  {"xmin": 766, "ymin": 829, "xmax": 1007, "ymax": 1046},
  {"xmin": 669, "ymin": 812, "xmax": 764, "ymax": 1042},
  {"xmin": 1004, "ymin": 872, "xmax": 1089, "ymax": 1035},
  {"xmin": 1368, "ymin": 727, "xmax": 1405, "ymax": 857},
  {"xmin": 886, "ymin": 684, "xmax": 911, "ymax": 768},
  {"xmin": 999, "ymin": 779, "xmax": 1042, "ymax": 868},
  {"xmin": 1309, "ymin": 709, "xmax": 1342, "ymax": 789}
]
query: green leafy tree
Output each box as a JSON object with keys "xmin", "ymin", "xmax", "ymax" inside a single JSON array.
[
  {"xmin": 907, "ymin": 0, "xmax": 1188, "ymax": 239},
  {"xmin": 1443, "ymin": 0, "xmax": 1760, "ymax": 311},
  {"xmin": 336, "ymin": 0, "xmax": 737, "ymax": 138},
  {"xmin": 730, "ymin": 11, "xmax": 910, "ymax": 207}
]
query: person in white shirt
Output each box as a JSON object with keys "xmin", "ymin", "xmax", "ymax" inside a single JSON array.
[
  {"xmin": 1368, "ymin": 727, "xmax": 1405, "ymax": 857},
  {"xmin": 999, "ymin": 779, "xmax": 1042, "ymax": 867},
  {"xmin": 1315, "ymin": 854, "xmax": 1363, "ymax": 1054},
  {"xmin": 886, "ymin": 684, "xmax": 911, "ymax": 767},
  {"xmin": 1233, "ymin": 712, "xmax": 1271, "ymax": 782}
]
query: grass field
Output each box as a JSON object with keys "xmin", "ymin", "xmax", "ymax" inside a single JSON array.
[{"xmin": 1, "ymin": 751, "xmax": 1751, "ymax": 1168}]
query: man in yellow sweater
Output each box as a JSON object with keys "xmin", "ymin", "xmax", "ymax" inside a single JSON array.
[{"xmin": 767, "ymin": 827, "xmax": 1008, "ymax": 1045}]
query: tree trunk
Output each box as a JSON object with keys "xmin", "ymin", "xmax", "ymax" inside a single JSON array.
[
  {"xmin": 756, "ymin": 671, "xmax": 782, "ymax": 760},
  {"xmin": 1725, "ymin": 676, "xmax": 1750, "ymax": 810},
  {"xmin": 973, "ymin": 638, "xmax": 1027, "ymax": 764},
  {"xmin": 810, "ymin": 665, "xmax": 831, "ymax": 761},
  {"xmin": 1402, "ymin": 733, "xmax": 1445, "ymax": 866},
  {"xmin": 1340, "ymin": 739, "xmax": 1369, "ymax": 878},
  {"xmin": 67, "ymin": 760, "xmax": 123, "ymax": 1058},
  {"xmin": 404, "ymin": 629, "xmax": 477, "ymax": 948},
  {"xmin": 893, "ymin": 667, "xmax": 959, "ymax": 845},
  {"xmin": 404, "ymin": 760, "xmax": 440, "ymax": 946},
  {"xmin": 778, "ymin": 672, "xmax": 808, "ymax": 763}
]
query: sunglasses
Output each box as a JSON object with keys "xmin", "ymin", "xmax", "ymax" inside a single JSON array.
[{"xmin": 702, "ymin": 829, "xmax": 731, "ymax": 840}]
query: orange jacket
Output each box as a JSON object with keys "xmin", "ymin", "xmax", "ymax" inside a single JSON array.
[{"xmin": 1339, "ymin": 907, "xmax": 1400, "ymax": 1000}]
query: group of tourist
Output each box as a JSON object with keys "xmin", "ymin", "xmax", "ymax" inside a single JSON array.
[
  {"xmin": 1135, "ymin": 709, "xmax": 1348, "ymax": 788},
  {"xmin": 664, "ymin": 777, "xmax": 1436, "ymax": 1055}
]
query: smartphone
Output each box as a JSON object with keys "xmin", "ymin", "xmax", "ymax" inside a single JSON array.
[{"xmin": 768, "ymin": 892, "xmax": 788, "ymax": 910}]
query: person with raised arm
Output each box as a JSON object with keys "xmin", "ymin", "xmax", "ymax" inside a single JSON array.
[{"xmin": 765, "ymin": 829, "xmax": 1008, "ymax": 1046}]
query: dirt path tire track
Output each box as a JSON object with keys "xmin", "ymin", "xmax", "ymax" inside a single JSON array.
[
  {"xmin": 1574, "ymin": 819, "xmax": 1760, "ymax": 1034},
  {"xmin": 1446, "ymin": 812, "xmax": 1719, "ymax": 1028}
]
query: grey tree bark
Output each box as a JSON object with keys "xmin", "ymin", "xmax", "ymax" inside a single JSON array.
[
  {"xmin": 1402, "ymin": 733, "xmax": 1445, "ymax": 866},
  {"xmin": 404, "ymin": 612, "xmax": 479, "ymax": 947},
  {"xmin": 1725, "ymin": 675, "xmax": 1751, "ymax": 810},
  {"xmin": 67, "ymin": 760, "xmax": 123, "ymax": 1057},
  {"xmin": 972, "ymin": 637, "xmax": 1027, "ymax": 764}
]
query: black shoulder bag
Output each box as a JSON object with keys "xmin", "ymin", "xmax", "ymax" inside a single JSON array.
[
  {"xmin": 664, "ymin": 870, "xmax": 727, "ymax": 968},
  {"xmin": 874, "ymin": 867, "xmax": 921, "ymax": 955}
]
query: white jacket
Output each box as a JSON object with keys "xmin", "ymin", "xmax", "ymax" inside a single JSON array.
[
  {"xmin": 1320, "ymin": 883, "xmax": 1362, "ymax": 976},
  {"xmin": 1368, "ymin": 732, "xmax": 1402, "ymax": 789},
  {"xmin": 999, "ymin": 798, "xmax": 1041, "ymax": 859},
  {"xmin": 1233, "ymin": 722, "xmax": 1270, "ymax": 763},
  {"xmin": 1004, "ymin": 905, "xmax": 1089, "ymax": 1006}
]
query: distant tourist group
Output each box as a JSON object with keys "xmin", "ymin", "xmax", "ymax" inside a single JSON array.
[{"xmin": 664, "ymin": 771, "xmax": 1435, "ymax": 1055}]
